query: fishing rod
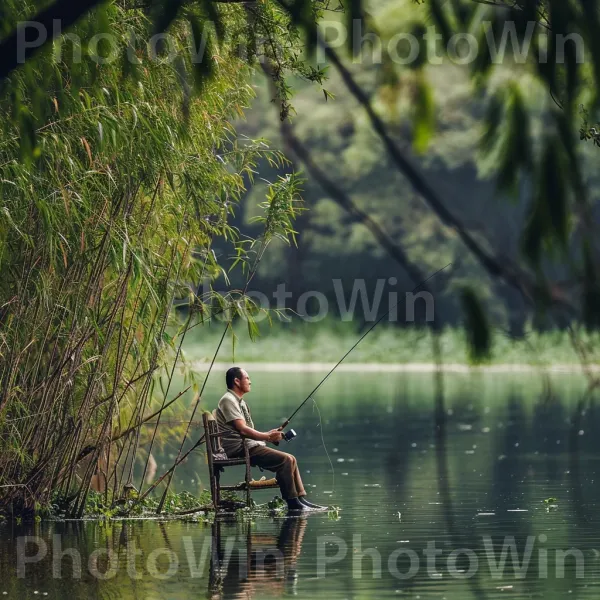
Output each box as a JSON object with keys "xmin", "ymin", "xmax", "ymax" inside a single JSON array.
[{"xmin": 274, "ymin": 263, "xmax": 452, "ymax": 442}]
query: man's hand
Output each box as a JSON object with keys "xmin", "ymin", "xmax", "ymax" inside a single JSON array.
[
  {"xmin": 233, "ymin": 420, "xmax": 284, "ymax": 443},
  {"xmin": 267, "ymin": 429, "xmax": 284, "ymax": 443}
]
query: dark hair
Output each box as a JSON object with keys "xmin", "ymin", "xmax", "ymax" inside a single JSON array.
[{"xmin": 226, "ymin": 366, "xmax": 244, "ymax": 389}]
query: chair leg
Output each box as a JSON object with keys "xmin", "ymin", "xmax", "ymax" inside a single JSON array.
[
  {"xmin": 245, "ymin": 457, "xmax": 251, "ymax": 508},
  {"xmin": 208, "ymin": 465, "xmax": 217, "ymax": 511},
  {"xmin": 215, "ymin": 469, "xmax": 221, "ymax": 511},
  {"xmin": 245, "ymin": 445, "xmax": 251, "ymax": 509}
]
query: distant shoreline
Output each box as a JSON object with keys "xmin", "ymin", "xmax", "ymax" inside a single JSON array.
[
  {"xmin": 184, "ymin": 326, "xmax": 599, "ymax": 373},
  {"xmin": 190, "ymin": 361, "xmax": 598, "ymax": 374}
]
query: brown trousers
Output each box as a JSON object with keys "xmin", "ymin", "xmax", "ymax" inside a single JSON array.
[{"xmin": 249, "ymin": 446, "xmax": 306, "ymax": 500}]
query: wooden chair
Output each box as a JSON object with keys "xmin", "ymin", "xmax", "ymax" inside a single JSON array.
[{"xmin": 203, "ymin": 410, "xmax": 279, "ymax": 511}]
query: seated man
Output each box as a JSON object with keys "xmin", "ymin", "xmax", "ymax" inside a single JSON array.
[{"xmin": 215, "ymin": 366, "xmax": 327, "ymax": 513}]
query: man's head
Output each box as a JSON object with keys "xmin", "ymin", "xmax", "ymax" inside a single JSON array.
[{"xmin": 226, "ymin": 366, "xmax": 251, "ymax": 396}]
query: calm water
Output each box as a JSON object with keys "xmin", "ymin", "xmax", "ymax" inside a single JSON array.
[{"xmin": 3, "ymin": 371, "xmax": 600, "ymax": 599}]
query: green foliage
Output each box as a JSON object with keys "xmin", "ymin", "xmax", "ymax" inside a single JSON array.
[
  {"xmin": 241, "ymin": 0, "xmax": 600, "ymax": 351},
  {"xmin": 37, "ymin": 489, "xmax": 218, "ymax": 520},
  {"xmin": 266, "ymin": 495, "xmax": 286, "ymax": 511},
  {"xmin": 579, "ymin": 105, "xmax": 600, "ymax": 145},
  {"xmin": 159, "ymin": 490, "xmax": 209, "ymax": 512},
  {"xmin": 284, "ymin": 0, "xmax": 319, "ymax": 57},
  {"xmin": 481, "ymin": 84, "xmax": 532, "ymax": 196},
  {"xmin": 84, "ymin": 491, "xmax": 120, "ymax": 519},
  {"xmin": 152, "ymin": 0, "xmax": 185, "ymax": 35},
  {"xmin": 0, "ymin": 0, "xmax": 309, "ymax": 513},
  {"xmin": 544, "ymin": 497, "xmax": 559, "ymax": 511},
  {"xmin": 250, "ymin": 173, "xmax": 305, "ymax": 247}
]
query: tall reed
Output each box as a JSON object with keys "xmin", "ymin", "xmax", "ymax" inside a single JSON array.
[{"xmin": 0, "ymin": 2, "xmax": 301, "ymax": 515}]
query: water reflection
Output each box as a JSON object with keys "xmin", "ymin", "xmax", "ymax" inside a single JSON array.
[
  {"xmin": 434, "ymin": 368, "xmax": 489, "ymax": 600},
  {"xmin": 209, "ymin": 517, "xmax": 307, "ymax": 599}
]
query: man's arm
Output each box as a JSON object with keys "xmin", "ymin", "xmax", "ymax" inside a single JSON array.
[{"xmin": 231, "ymin": 419, "xmax": 283, "ymax": 443}]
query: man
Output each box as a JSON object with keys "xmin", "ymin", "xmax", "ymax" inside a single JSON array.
[{"xmin": 215, "ymin": 366, "xmax": 327, "ymax": 512}]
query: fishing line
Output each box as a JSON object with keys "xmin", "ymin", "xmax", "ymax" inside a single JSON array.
[
  {"xmin": 279, "ymin": 263, "xmax": 452, "ymax": 430},
  {"xmin": 275, "ymin": 264, "xmax": 452, "ymax": 500},
  {"xmin": 311, "ymin": 398, "xmax": 335, "ymax": 495}
]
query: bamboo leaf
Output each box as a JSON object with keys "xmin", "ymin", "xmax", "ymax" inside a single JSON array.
[{"xmin": 81, "ymin": 137, "xmax": 93, "ymax": 166}]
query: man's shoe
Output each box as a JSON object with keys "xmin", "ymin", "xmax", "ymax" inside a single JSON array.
[
  {"xmin": 299, "ymin": 497, "xmax": 328, "ymax": 511},
  {"xmin": 286, "ymin": 497, "xmax": 310, "ymax": 512}
]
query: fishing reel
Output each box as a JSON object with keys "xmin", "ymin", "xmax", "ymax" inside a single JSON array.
[
  {"xmin": 274, "ymin": 428, "xmax": 297, "ymax": 446},
  {"xmin": 283, "ymin": 429, "xmax": 297, "ymax": 442}
]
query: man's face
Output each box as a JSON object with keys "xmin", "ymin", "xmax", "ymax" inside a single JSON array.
[{"xmin": 235, "ymin": 369, "xmax": 251, "ymax": 394}]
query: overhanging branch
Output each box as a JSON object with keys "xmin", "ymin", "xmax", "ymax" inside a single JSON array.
[
  {"xmin": 315, "ymin": 35, "xmax": 576, "ymax": 316},
  {"xmin": 0, "ymin": 0, "xmax": 100, "ymax": 82}
]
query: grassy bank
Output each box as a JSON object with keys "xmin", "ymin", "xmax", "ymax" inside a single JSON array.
[{"xmin": 182, "ymin": 321, "xmax": 600, "ymax": 366}]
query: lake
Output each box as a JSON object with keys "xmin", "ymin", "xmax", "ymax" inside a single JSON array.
[{"xmin": 2, "ymin": 370, "xmax": 600, "ymax": 599}]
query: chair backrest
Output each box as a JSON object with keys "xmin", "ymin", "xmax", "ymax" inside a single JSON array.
[
  {"xmin": 211, "ymin": 409, "xmax": 223, "ymax": 450},
  {"xmin": 202, "ymin": 411, "xmax": 221, "ymax": 457}
]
